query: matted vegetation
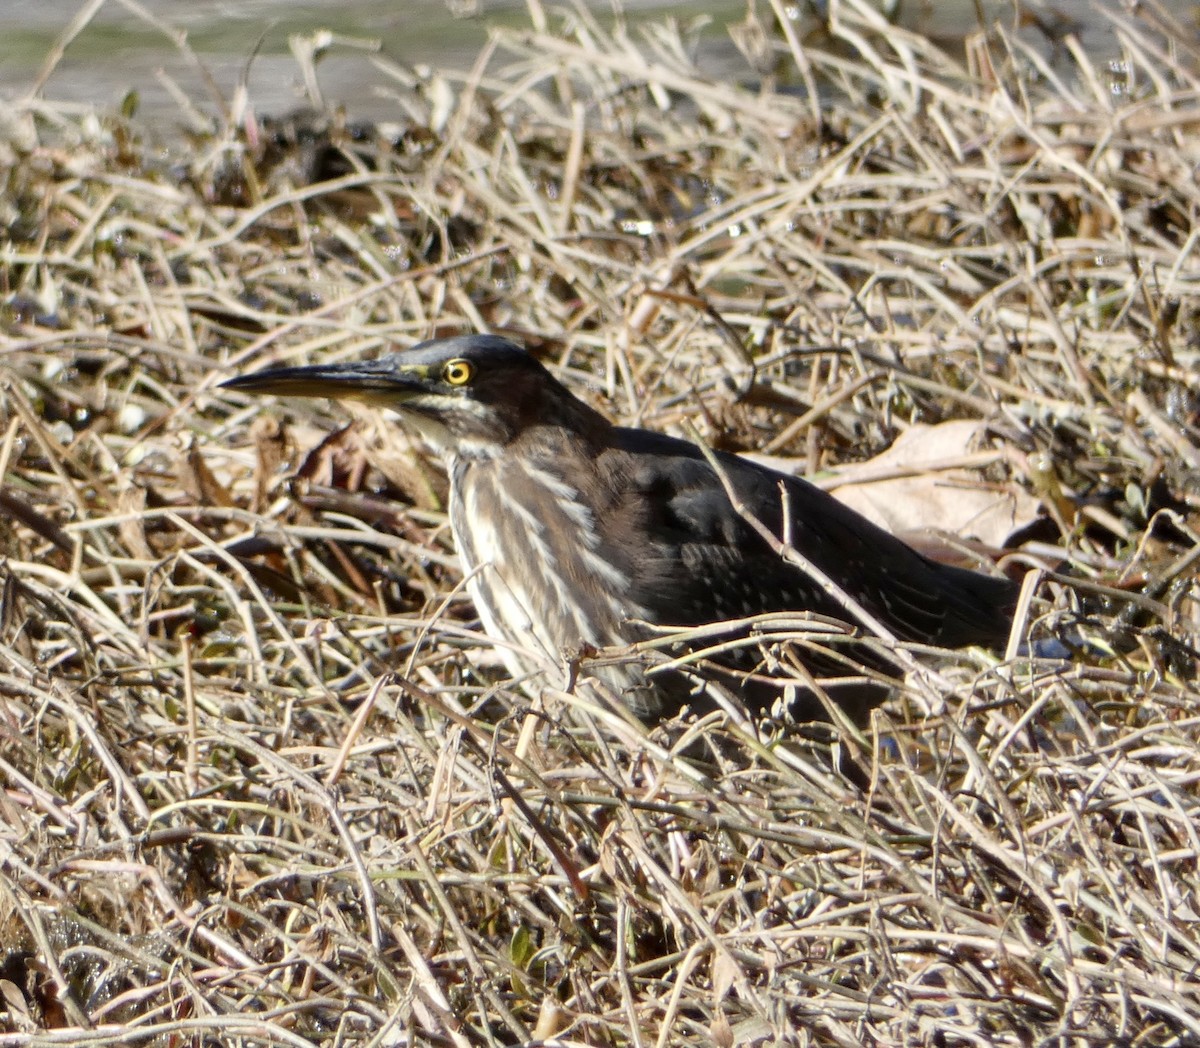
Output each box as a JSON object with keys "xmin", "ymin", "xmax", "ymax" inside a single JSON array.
[{"xmin": 2, "ymin": 0, "xmax": 1199, "ymax": 1043}]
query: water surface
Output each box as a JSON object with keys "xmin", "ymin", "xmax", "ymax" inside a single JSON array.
[{"xmin": 0, "ymin": 0, "xmax": 1180, "ymax": 125}]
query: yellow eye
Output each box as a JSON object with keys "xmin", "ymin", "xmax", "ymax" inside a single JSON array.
[{"xmin": 442, "ymin": 358, "xmax": 474, "ymax": 386}]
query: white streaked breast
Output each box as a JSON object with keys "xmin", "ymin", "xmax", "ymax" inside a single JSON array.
[{"xmin": 447, "ymin": 453, "xmax": 646, "ymax": 687}]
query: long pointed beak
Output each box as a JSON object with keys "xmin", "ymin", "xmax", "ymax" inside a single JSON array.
[{"xmin": 220, "ymin": 357, "xmax": 427, "ymax": 404}]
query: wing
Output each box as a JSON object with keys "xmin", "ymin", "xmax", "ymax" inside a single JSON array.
[{"xmin": 603, "ymin": 429, "xmax": 1016, "ymax": 648}]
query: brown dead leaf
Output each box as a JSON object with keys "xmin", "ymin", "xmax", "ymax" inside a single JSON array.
[{"xmin": 826, "ymin": 420, "xmax": 1038, "ymax": 548}]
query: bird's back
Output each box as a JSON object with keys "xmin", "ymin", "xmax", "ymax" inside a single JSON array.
[
  {"xmin": 604, "ymin": 426, "xmax": 1016, "ymax": 647},
  {"xmin": 595, "ymin": 428, "xmax": 1017, "ymax": 718}
]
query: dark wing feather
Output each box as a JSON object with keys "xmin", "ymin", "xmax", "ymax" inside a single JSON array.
[{"xmin": 605, "ymin": 429, "xmax": 1017, "ymax": 648}]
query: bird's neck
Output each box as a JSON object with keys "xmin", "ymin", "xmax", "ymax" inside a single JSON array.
[
  {"xmin": 519, "ymin": 408, "xmax": 611, "ymax": 478},
  {"xmin": 445, "ymin": 397, "xmax": 612, "ymax": 466}
]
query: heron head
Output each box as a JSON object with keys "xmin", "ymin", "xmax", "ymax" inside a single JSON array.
[{"xmin": 222, "ymin": 334, "xmax": 583, "ymax": 456}]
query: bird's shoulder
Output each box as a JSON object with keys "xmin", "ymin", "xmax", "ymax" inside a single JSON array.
[
  {"xmin": 600, "ymin": 426, "xmax": 856, "ymax": 544},
  {"xmin": 592, "ymin": 427, "xmax": 850, "ymax": 622}
]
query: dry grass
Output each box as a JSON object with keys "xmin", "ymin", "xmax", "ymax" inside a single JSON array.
[{"xmin": 2, "ymin": 0, "xmax": 1200, "ymax": 1044}]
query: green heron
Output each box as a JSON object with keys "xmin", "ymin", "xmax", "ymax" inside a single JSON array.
[{"xmin": 222, "ymin": 335, "xmax": 1018, "ymax": 722}]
